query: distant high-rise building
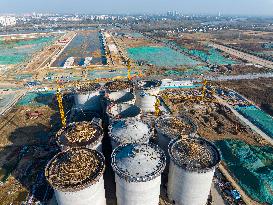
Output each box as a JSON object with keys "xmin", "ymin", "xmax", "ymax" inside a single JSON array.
[{"xmin": 0, "ymin": 16, "xmax": 16, "ymax": 27}]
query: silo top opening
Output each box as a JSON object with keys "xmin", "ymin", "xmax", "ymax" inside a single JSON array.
[
  {"xmin": 156, "ymin": 115, "xmax": 197, "ymax": 137},
  {"xmin": 111, "ymin": 143, "xmax": 166, "ymax": 182},
  {"xmin": 109, "ymin": 119, "xmax": 152, "ymax": 144},
  {"xmin": 105, "ymin": 80, "xmax": 132, "ymax": 91},
  {"xmin": 74, "ymin": 83, "xmax": 101, "ymax": 93},
  {"xmin": 169, "ymin": 137, "xmax": 221, "ymax": 172},
  {"xmin": 45, "ymin": 147, "xmax": 105, "ymax": 192},
  {"xmin": 137, "ymin": 80, "xmax": 162, "ymax": 90},
  {"xmin": 56, "ymin": 121, "xmax": 103, "ymax": 147}
]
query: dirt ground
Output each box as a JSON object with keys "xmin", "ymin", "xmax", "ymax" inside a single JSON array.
[
  {"xmin": 160, "ymin": 90, "xmax": 269, "ymax": 146},
  {"xmin": 215, "ymin": 78, "xmax": 273, "ymax": 116},
  {"xmin": 115, "ymin": 35, "xmax": 160, "ymax": 48}
]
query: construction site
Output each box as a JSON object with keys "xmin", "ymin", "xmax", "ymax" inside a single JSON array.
[{"xmin": 0, "ymin": 22, "xmax": 273, "ymax": 205}]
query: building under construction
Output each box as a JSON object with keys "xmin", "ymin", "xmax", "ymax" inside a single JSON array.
[
  {"xmin": 55, "ymin": 120, "xmax": 103, "ymax": 152},
  {"xmin": 168, "ymin": 137, "xmax": 221, "ymax": 205},
  {"xmin": 155, "ymin": 114, "xmax": 198, "ymax": 164},
  {"xmin": 45, "ymin": 147, "xmax": 106, "ymax": 205},
  {"xmin": 73, "ymin": 82, "xmax": 103, "ymax": 113},
  {"xmin": 111, "ymin": 143, "xmax": 166, "ymax": 205},
  {"xmin": 44, "ymin": 79, "xmax": 224, "ymax": 205},
  {"xmin": 108, "ymin": 118, "xmax": 153, "ymax": 148}
]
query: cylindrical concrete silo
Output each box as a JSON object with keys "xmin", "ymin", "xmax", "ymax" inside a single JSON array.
[
  {"xmin": 111, "ymin": 143, "xmax": 166, "ymax": 205},
  {"xmin": 45, "ymin": 147, "xmax": 106, "ymax": 205},
  {"xmin": 104, "ymin": 80, "xmax": 135, "ymax": 104},
  {"xmin": 74, "ymin": 83, "xmax": 103, "ymax": 113},
  {"xmin": 135, "ymin": 80, "xmax": 161, "ymax": 113},
  {"xmin": 107, "ymin": 103, "xmax": 141, "ymax": 120},
  {"xmin": 155, "ymin": 115, "xmax": 197, "ymax": 161},
  {"xmin": 167, "ymin": 137, "xmax": 221, "ymax": 205},
  {"xmin": 108, "ymin": 118, "xmax": 153, "ymax": 148},
  {"xmin": 56, "ymin": 119, "xmax": 103, "ymax": 152}
]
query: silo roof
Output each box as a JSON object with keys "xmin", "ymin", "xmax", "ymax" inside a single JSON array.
[
  {"xmin": 45, "ymin": 147, "xmax": 105, "ymax": 192},
  {"xmin": 109, "ymin": 119, "xmax": 152, "ymax": 144},
  {"xmin": 108, "ymin": 103, "xmax": 141, "ymax": 119},
  {"xmin": 56, "ymin": 121, "xmax": 103, "ymax": 148},
  {"xmin": 111, "ymin": 143, "xmax": 166, "ymax": 182},
  {"xmin": 169, "ymin": 137, "xmax": 221, "ymax": 172},
  {"xmin": 155, "ymin": 115, "xmax": 197, "ymax": 138},
  {"xmin": 105, "ymin": 80, "xmax": 132, "ymax": 91}
]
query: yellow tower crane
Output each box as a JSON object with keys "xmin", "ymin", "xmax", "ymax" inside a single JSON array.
[
  {"xmin": 56, "ymin": 83, "xmax": 66, "ymax": 127},
  {"xmin": 127, "ymin": 59, "xmax": 131, "ymax": 80},
  {"xmin": 154, "ymin": 97, "xmax": 161, "ymax": 116}
]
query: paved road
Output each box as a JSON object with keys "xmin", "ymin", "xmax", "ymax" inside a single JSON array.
[
  {"xmin": 207, "ymin": 72, "xmax": 273, "ymax": 81},
  {"xmin": 210, "ymin": 43, "xmax": 273, "ymax": 69}
]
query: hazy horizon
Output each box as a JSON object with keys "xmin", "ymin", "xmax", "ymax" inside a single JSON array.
[{"xmin": 1, "ymin": 0, "xmax": 273, "ymax": 16}]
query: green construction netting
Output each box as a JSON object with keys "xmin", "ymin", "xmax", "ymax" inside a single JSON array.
[
  {"xmin": 180, "ymin": 47, "xmax": 237, "ymax": 65},
  {"xmin": 15, "ymin": 74, "xmax": 33, "ymax": 80},
  {"xmin": 215, "ymin": 139, "xmax": 273, "ymax": 204},
  {"xmin": 0, "ymin": 36, "xmax": 54, "ymax": 65},
  {"xmin": 88, "ymin": 69, "xmax": 138, "ymax": 80},
  {"xmin": 235, "ymin": 105, "xmax": 273, "ymax": 138},
  {"xmin": 127, "ymin": 46, "xmax": 200, "ymax": 67},
  {"xmin": 17, "ymin": 91, "xmax": 55, "ymax": 107}
]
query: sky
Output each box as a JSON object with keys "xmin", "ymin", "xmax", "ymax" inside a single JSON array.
[{"xmin": 1, "ymin": 0, "xmax": 273, "ymax": 16}]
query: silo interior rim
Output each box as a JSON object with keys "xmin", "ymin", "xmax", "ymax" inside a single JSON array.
[
  {"xmin": 45, "ymin": 147, "xmax": 105, "ymax": 192},
  {"xmin": 111, "ymin": 143, "xmax": 166, "ymax": 183},
  {"xmin": 155, "ymin": 114, "xmax": 198, "ymax": 136},
  {"xmin": 104, "ymin": 80, "xmax": 133, "ymax": 92},
  {"xmin": 56, "ymin": 121, "xmax": 103, "ymax": 147},
  {"xmin": 168, "ymin": 137, "xmax": 221, "ymax": 173},
  {"xmin": 73, "ymin": 83, "xmax": 101, "ymax": 93}
]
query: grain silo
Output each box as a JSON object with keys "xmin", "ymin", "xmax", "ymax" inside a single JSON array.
[
  {"xmin": 108, "ymin": 118, "xmax": 153, "ymax": 148},
  {"xmin": 107, "ymin": 103, "xmax": 141, "ymax": 120},
  {"xmin": 155, "ymin": 115, "xmax": 197, "ymax": 160},
  {"xmin": 167, "ymin": 137, "xmax": 221, "ymax": 205},
  {"xmin": 56, "ymin": 119, "xmax": 103, "ymax": 152},
  {"xmin": 45, "ymin": 147, "xmax": 106, "ymax": 205},
  {"xmin": 111, "ymin": 143, "xmax": 166, "ymax": 205},
  {"xmin": 135, "ymin": 80, "xmax": 162, "ymax": 113},
  {"xmin": 105, "ymin": 80, "xmax": 135, "ymax": 104},
  {"xmin": 73, "ymin": 83, "xmax": 102, "ymax": 112}
]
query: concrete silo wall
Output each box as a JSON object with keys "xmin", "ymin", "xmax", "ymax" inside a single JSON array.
[
  {"xmin": 54, "ymin": 177, "xmax": 106, "ymax": 205},
  {"xmin": 115, "ymin": 175, "xmax": 161, "ymax": 205},
  {"xmin": 167, "ymin": 161, "xmax": 215, "ymax": 205}
]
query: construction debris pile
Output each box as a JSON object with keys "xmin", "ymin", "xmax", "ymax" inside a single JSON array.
[
  {"xmin": 74, "ymin": 83, "xmax": 101, "ymax": 93},
  {"xmin": 156, "ymin": 115, "xmax": 197, "ymax": 137},
  {"xmin": 45, "ymin": 147, "xmax": 105, "ymax": 192},
  {"xmin": 105, "ymin": 80, "xmax": 132, "ymax": 91},
  {"xmin": 56, "ymin": 121, "xmax": 102, "ymax": 146}
]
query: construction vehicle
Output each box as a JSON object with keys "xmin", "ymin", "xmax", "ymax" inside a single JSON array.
[{"xmin": 127, "ymin": 59, "xmax": 131, "ymax": 80}]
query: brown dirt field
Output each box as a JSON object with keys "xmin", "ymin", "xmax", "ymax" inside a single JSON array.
[
  {"xmin": 215, "ymin": 78, "xmax": 273, "ymax": 116},
  {"xmin": 116, "ymin": 36, "xmax": 159, "ymax": 48}
]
